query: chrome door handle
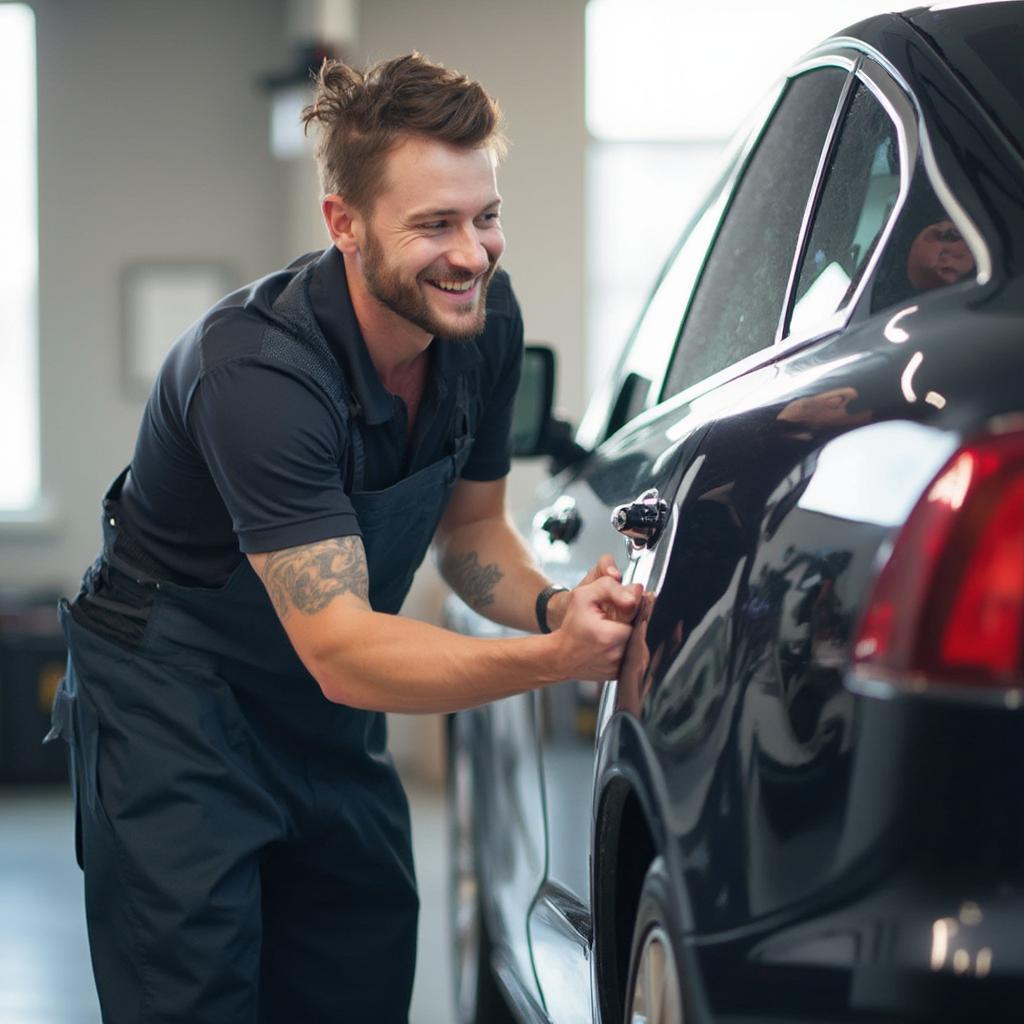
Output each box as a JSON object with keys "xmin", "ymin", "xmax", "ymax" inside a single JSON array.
[{"xmin": 611, "ymin": 489, "xmax": 668, "ymax": 550}]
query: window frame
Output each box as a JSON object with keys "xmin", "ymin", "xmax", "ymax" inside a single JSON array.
[{"xmin": 776, "ymin": 56, "xmax": 916, "ymax": 346}]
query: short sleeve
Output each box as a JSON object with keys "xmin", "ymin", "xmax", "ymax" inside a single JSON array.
[
  {"xmin": 460, "ymin": 280, "xmax": 524, "ymax": 481},
  {"xmin": 187, "ymin": 359, "xmax": 361, "ymax": 552}
]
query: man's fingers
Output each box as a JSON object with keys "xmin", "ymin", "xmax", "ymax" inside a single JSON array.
[
  {"xmin": 587, "ymin": 576, "xmax": 641, "ymax": 605},
  {"xmin": 577, "ymin": 553, "xmax": 622, "ymax": 589}
]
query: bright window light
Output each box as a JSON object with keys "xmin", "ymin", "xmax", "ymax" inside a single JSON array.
[{"xmin": 0, "ymin": 4, "xmax": 39, "ymax": 512}]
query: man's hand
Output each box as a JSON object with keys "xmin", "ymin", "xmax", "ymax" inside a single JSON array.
[
  {"xmin": 544, "ymin": 553, "xmax": 635, "ymax": 631},
  {"xmin": 545, "ymin": 555, "xmax": 641, "ymax": 681}
]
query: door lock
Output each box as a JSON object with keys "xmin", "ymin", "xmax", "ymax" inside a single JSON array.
[{"xmin": 611, "ymin": 489, "xmax": 668, "ymax": 549}]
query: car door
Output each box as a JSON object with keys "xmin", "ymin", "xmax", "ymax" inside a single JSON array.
[{"xmin": 526, "ymin": 56, "xmax": 862, "ymax": 1023}]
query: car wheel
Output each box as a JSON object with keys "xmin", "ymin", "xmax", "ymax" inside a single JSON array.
[
  {"xmin": 623, "ymin": 857, "xmax": 685, "ymax": 1024},
  {"xmin": 447, "ymin": 715, "xmax": 514, "ymax": 1024}
]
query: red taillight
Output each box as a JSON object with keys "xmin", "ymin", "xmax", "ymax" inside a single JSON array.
[{"xmin": 854, "ymin": 431, "xmax": 1024, "ymax": 691}]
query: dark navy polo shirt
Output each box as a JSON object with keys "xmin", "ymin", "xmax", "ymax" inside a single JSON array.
[{"xmin": 117, "ymin": 246, "xmax": 524, "ymax": 585}]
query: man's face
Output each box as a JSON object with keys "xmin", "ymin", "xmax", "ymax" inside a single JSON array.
[
  {"xmin": 357, "ymin": 137, "xmax": 505, "ymax": 341},
  {"xmin": 907, "ymin": 220, "xmax": 975, "ymax": 291}
]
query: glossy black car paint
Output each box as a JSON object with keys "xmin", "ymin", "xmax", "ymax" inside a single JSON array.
[{"xmin": 448, "ymin": 6, "xmax": 1024, "ymax": 1023}]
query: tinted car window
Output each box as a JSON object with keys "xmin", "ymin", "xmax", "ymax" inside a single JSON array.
[
  {"xmin": 662, "ymin": 66, "xmax": 848, "ymax": 401},
  {"xmin": 788, "ymin": 82, "xmax": 901, "ymax": 337},
  {"xmin": 870, "ymin": 163, "xmax": 977, "ymax": 314}
]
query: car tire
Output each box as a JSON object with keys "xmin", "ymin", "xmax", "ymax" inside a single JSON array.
[
  {"xmin": 447, "ymin": 714, "xmax": 514, "ymax": 1024},
  {"xmin": 623, "ymin": 857, "xmax": 687, "ymax": 1024}
]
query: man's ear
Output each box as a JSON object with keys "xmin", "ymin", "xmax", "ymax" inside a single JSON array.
[{"xmin": 322, "ymin": 194, "xmax": 363, "ymax": 254}]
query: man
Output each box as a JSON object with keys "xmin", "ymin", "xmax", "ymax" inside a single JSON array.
[{"xmin": 49, "ymin": 53, "xmax": 640, "ymax": 1023}]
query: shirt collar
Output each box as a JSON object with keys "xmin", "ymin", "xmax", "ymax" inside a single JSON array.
[{"xmin": 309, "ymin": 246, "xmax": 484, "ymax": 425}]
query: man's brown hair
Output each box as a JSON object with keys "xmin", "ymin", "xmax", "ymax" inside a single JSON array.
[{"xmin": 300, "ymin": 52, "xmax": 507, "ymax": 214}]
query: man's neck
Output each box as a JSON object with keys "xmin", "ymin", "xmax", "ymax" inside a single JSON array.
[{"xmin": 343, "ymin": 253, "xmax": 432, "ymax": 389}]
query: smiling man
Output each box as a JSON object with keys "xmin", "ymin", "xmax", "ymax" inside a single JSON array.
[{"xmin": 51, "ymin": 53, "xmax": 639, "ymax": 1023}]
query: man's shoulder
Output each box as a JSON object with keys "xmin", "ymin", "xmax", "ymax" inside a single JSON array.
[{"xmin": 193, "ymin": 253, "xmax": 326, "ymax": 371}]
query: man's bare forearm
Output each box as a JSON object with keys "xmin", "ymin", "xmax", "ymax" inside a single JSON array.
[
  {"xmin": 310, "ymin": 607, "xmax": 571, "ymax": 712},
  {"xmin": 250, "ymin": 535, "xmax": 637, "ymax": 713},
  {"xmin": 435, "ymin": 513, "xmax": 555, "ymax": 633}
]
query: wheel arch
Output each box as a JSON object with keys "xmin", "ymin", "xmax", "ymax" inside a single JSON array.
[{"xmin": 592, "ymin": 712, "xmax": 671, "ymax": 1023}]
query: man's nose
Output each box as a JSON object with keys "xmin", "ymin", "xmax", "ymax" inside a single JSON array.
[{"xmin": 447, "ymin": 226, "xmax": 492, "ymax": 275}]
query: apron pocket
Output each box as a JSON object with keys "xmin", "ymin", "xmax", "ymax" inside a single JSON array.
[
  {"xmin": 45, "ymin": 667, "xmax": 84, "ymax": 868},
  {"xmin": 44, "ymin": 653, "xmax": 112, "ymax": 868}
]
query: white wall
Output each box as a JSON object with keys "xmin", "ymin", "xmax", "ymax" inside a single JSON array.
[{"xmin": 0, "ymin": 0, "xmax": 287, "ymax": 594}]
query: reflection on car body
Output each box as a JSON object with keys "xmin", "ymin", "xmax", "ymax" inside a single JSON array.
[{"xmin": 446, "ymin": 5, "xmax": 1024, "ymax": 1023}]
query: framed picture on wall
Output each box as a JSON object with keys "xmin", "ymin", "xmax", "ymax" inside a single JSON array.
[{"xmin": 122, "ymin": 262, "xmax": 231, "ymax": 398}]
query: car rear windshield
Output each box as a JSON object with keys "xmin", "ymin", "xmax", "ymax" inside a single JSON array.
[{"xmin": 908, "ymin": 5, "xmax": 1024, "ymax": 159}]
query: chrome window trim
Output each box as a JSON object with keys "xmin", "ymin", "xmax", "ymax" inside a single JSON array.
[
  {"xmin": 602, "ymin": 315, "xmax": 850, "ymax": 448},
  {"xmin": 776, "ymin": 55, "xmax": 918, "ymax": 348},
  {"xmin": 775, "ymin": 60, "xmax": 860, "ymax": 347},
  {"xmin": 825, "ymin": 36, "xmax": 992, "ymax": 284}
]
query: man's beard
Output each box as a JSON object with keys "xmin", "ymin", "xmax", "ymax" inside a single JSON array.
[{"xmin": 361, "ymin": 227, "xmax": 495, "ymax": 341}]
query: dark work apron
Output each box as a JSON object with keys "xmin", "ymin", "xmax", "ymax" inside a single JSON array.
[{"xmin": 49, "ymin": 373, "xmax": 472, "ymax": 1024}]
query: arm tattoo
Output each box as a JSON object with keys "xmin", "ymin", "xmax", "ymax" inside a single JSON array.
[
  {"xmin": 441, "ymin": 550, "xmax": 504, "ymax": 611},
  {"xmin": 258, "ymin": 537, "xmax": 369, "ymax": 619}
]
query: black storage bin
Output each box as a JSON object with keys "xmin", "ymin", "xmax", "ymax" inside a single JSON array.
[{"xmin": 0, "ymin": 595, "xmax": 68, "ymax": 783}]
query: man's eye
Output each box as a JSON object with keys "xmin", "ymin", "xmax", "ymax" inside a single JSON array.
[{"xmin": 422, "ymin": 221, "xmax": 447, "ymax": 231}]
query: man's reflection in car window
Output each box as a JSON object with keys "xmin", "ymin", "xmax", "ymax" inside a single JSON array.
[
  {"xmin": 872, "ymin": 170, "xmax": 977, "ymax": 313},
  {"xmin": 906, "ymin": 220, "xmax": 974, "ymax": 291}
]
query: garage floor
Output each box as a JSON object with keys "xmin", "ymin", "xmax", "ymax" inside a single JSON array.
[{"xmin": 0, "ymin": 780, "xmax": 454, "ymax": 1023}]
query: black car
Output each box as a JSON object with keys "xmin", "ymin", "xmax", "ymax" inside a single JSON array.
[{"xmin": 446, "ymin": 4, "xmax": 1024, "ymax": 1022}]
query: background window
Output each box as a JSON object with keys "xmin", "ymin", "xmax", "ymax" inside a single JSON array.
[
  {"xmin": 0, "ymin": 4, "xmax": 39, "ymax": 512},
  {"xmin": 662, "ymin": 67, "xmax": 848, "ymax": 401}
]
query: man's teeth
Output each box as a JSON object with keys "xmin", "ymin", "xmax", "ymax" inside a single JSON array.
[{"xmin": 433, "ymin": 279, "xmax": 474, "ymax": 292}]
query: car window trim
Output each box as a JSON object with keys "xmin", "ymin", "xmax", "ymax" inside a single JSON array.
[
  {"xmin": 775, "ymin": 56, "xmax": 918, "ymax": 347},
  {"xmin": 774, "ymin": 60, "xmax": 860, "ymax": 346},
  {"xmin": 828, "ymin": 36, "xmax": 992, "ymax": 285}
]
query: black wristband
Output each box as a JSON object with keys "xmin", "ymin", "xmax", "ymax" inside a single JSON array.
[{"xmin": 536, "ymin": 584, "xmax": 569, "ymax": 634}]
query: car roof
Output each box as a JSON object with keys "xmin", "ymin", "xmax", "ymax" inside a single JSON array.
[{"xmin": 901, "ymin": 2, "xmax": 1024, "ymax": 160}]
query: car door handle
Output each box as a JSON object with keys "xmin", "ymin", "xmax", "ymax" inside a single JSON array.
[
  {"xmin": 612, "ymin": 488, "xmax": 669, "ymax": 549},
  {"xmin": 538, "ymin": 498, "xmax": 583, "ymax": 544}
]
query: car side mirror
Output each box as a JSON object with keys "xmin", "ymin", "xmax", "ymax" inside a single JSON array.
[{"xmin": 511, "ymin": 344, "xmax": 589, "ymax": 472}]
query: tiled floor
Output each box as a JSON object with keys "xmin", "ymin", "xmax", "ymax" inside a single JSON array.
[{"xmin": 0, "ymin": 780, "xmax": 454, "ymax": 1023}]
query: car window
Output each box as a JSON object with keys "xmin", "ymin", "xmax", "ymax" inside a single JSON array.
[
  {"xmin": 869, "ymin": 163, "xmax": 978, "ymax": 315},
  {"xmin": 661, "ymin": 66, "xmax": 849, "ymax": 402},
  {"xmin": 787, "ymin": 82, "xmax": 901, "ymax": 337}
]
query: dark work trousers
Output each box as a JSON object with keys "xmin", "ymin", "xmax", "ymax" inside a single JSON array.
[{"xmin": 49, "ymin": 375, "xmax": 473, "ymax": 1022}]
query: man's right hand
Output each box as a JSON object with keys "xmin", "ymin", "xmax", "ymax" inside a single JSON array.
[{"xmin": 552, "ymin": 574, "xmax": 642, "ymax": 682}]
